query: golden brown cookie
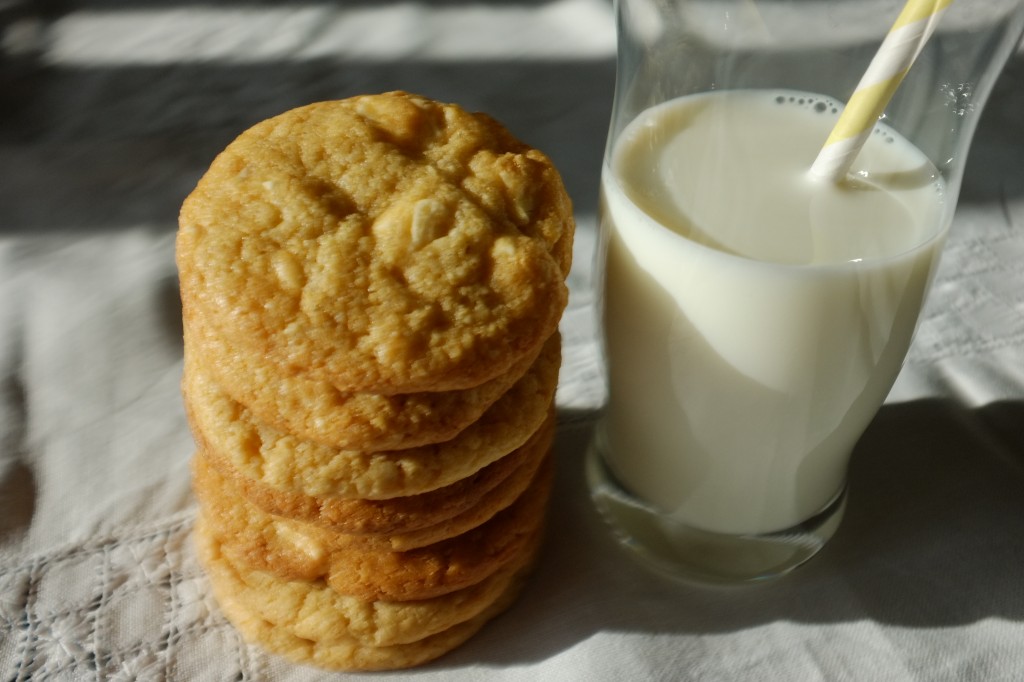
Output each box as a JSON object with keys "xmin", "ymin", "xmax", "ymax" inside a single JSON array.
[
  {"xmin": 191, "ymin": 413, "xmax": 554, "ymax": 581},
  {"xmin": 323, "ymin": 454, "xmax": 553, "ymax": 602},
  {"xmin": 196, "ymin": 517, "xmax": 532, "ymax": 671},
  {"xmin": 195, "ymin": 514, "xmax": 542, "ymax": 649},
  {"xmin": 183, "ymin": 333, "xmax": 560, "ymax": 510},
  {"xmin": 184, "ymin": 310, "xmax": 539, "ymax": 451},
  {"xmin": 177, "ymin": 91, "xmax": 574, "ymax": 396},
  {"xmin": 352, "ymin": 413, "xmax": 555, "ymax": 552},
  {"xmin": 204, "ymin": 448, "xmax": 557, "ymax": 598},
  {"xmin": 193, "ymin": 422, "xmax": 526, "ymax": 540}
]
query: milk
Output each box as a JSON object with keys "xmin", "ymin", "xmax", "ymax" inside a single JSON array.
[{"xmin": 598, "ymin": 90, "xmax": 948, "ymax": 536}]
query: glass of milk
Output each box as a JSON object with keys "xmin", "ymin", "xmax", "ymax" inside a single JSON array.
[{"xmin": 587, "ymin": 0, "xmax": 1024, "ymax": 582}]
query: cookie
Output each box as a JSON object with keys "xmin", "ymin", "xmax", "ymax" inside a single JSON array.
[
  {"xmin": 212, "ymin": 596, "xmax": 514, "ymax": 672},
  {"xmin": 323, "ymin": 454, "xmax": 553, "ymax": 601},
  {"xmin": 200, "ymin": 448, "xmax": 552, "ymax": 598},
  {"xmin": 203, "ymin": 452, "xmax": 553, "ymax": 602},
  {"xmin": 203, "ymin": 551, "xmax": 528, "ymax": 671},
  {"xmin": 193, "ymin": 417, "xmax": 532, "ymax": 542},
  {"xmin": 177, "ymin": 91, "xmax": 574, "ymax": 395},
  {"xmin": 195, "ymin": 514, "xmax": 541, "ymax": 649},
  {"xmin": 184, "ymin": 309, "xmax": 539, "ymax": 451},
  {"xmin": 183, "ymin": 333, "xmax": 560, "ymax": 509},
  {"xmin": 191, "ymin": 412, "xmax": 554, "ymax": 581},
  {"xmin": 350, "ymin": 413, "xmax": 555, "ymax": 552}
]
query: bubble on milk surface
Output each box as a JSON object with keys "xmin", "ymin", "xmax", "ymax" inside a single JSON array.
[
  {"xmin": 773, "ymin": 92, "xmax": 839, "ymax": 116},
  {"xmin": 871, "ymin": 127, "xmax": 897, "ymax": 144}
]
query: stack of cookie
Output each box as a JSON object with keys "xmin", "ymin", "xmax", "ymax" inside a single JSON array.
[{"xmin": 175, "ymin": 92, "xmax": 574, "ymax": 671}]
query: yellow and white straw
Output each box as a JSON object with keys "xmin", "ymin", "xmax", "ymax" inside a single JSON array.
[{"xmin": 809, "ymin": 0, "xmax": 953, "ymax": 181}]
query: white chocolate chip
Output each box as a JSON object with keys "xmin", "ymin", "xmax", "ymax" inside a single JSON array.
[
  {"xmin": 272, "ymin": 250, "xmax": 304, "ymax": 292},
  {"xmin": 273, "ymin": 521, "xmax": 326, "ymax": 561},
  {"xmin": 410, "ymin": 198, "xmax": 448, "ymax": 249},
  {"xmin": 498, "ymin": 163, "xmax": 536, "ymax": 224}
]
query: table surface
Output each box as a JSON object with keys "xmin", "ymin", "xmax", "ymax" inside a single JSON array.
[{"xmin": 2, "ymin": 1, "xmax": 1024, "ymax": 680}]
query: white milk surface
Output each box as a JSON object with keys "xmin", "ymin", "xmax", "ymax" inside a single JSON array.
[{"xmin": 600, "ymin": 90, "xmax": 949, "ymax": 535}]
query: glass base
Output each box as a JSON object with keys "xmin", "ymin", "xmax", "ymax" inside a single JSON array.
[{"xmin": 585, "ymin": 441, "xmax": 847, "ymax": 585}]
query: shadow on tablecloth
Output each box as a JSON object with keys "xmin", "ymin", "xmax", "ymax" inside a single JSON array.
[
  {"xmin": 432, "ymin": 398, "xmax": 1024, "ymax": 669},
  {"xmin": 0, "ymin": 46, "xmax": 613, "ymax": 235}
]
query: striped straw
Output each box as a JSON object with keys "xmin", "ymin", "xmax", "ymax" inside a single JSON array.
[{"xmin": 809, "ymin": 0, "xmax": 953, "ymax": 181}]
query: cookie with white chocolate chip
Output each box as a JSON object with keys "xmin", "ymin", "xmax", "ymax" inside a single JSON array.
[{"xmin": 176, "ymin": 91, "xmax": 573, "ymax": 396}]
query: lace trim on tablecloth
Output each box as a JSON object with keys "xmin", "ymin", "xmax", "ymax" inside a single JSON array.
[{"xmin": 0, "ymin": 511, "xmax": 262, "ymax": 682}]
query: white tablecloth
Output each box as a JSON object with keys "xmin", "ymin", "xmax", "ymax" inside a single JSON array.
[{"xmin": 2, "ymin": 1, "xmax": 1024, "ymax": 680}]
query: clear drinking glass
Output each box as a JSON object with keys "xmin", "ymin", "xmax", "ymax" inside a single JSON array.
[{"xmin": 587, "ymin": 0, "xmax": 1024, "ymax": 583}]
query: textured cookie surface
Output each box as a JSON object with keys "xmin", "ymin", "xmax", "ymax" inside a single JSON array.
[
  {"xmin": 177, "ymin": 91, "xmax": 573, "ymax": 395},
  {"xmin": 195, "ymin": 515, "xmax": 540, "ymax": 648},
  {"xmin": 203, "ymin": 453, "xmax": 553, "ymax": 602},
  {"xmin": 190, "ymin": 413, "xmax": 554, "ymax": 580},
  {"xmin": 323, "ymin": 455, "xmax": 553, "ymax": 601},
  {"xmin": 196, "ymin": 518, "xmax": 531, "ymax": 671},
  {"xmin": 348, "ymin": 413, "xmax": 555, "ymax": 552},
  {"xmin": 184, "ymin": 311, "xmax": 538, "ymax": 451},
  {"xmin": 183, "ymin": 333, "xmax": 560, "ymax": 509}
]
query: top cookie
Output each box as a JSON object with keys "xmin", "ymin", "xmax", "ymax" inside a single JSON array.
[{"xmin": 177, "ymin": 91, "xmax": 573, "ymax": 394}]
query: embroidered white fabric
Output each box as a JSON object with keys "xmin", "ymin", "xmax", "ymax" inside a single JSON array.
[{"xmin": 2, "ymin": 1, "xmax": 1024, "ymax": 680}]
